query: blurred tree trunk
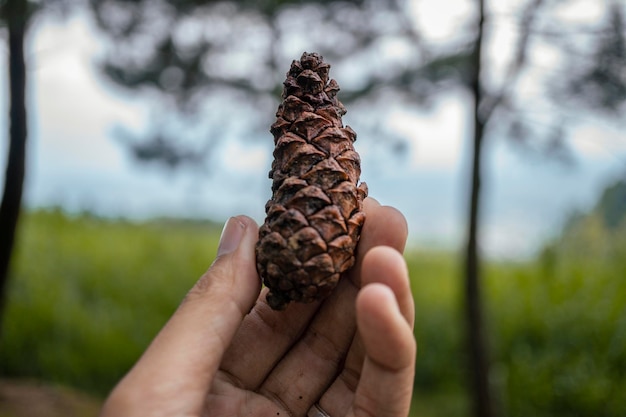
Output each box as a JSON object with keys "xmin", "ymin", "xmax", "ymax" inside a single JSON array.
[
  {"xmin": 0, "ymin": 0, "xmax": 29, "ymax": 335},
  {"xmin": 463, "ymin": 0, "xmax": 546, "ymax": 413},
  {"xmin": 464, "ymin": 0, "xmax": 495, "ymax": 416}
]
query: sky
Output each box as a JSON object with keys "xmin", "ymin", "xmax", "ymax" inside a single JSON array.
[{"xmin": 1, "ymin": 2, "xmax": 625, "ymax": 259}]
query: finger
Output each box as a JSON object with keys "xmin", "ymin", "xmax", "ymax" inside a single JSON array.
[
  {"xmin": 360, "ymin": 246, "xmax": 414, "ymax": 327},
  {"xmin": 351, "ymin": 283, "xmax": 416, "ymax": 417},
  {"xmin": 219, "ymin": 198, "xmax": 407, "ymax": 390},
  {"xmin": 316, "ymin": 246, "xmax": 414, "ymax": 416},
  {"xmin": 102, "ymin": 216, "xmax": 261, "ymax": 416},
  {"xmin": 348, "ymin": 199, "xmax": 408, "ymax": 285}
]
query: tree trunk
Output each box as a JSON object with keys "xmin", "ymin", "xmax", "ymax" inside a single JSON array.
[
  {"xmin": 464, "ymin": 0, "xmax": 495, "ymax": 416},
  {"xmin": 0, "ymin": 0, "xmax": 29, "ymax": 336}
]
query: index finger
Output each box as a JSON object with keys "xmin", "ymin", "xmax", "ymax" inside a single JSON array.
[{"xmin": 350, "ymin": 282, "xmax": 416, "ymax": 417}]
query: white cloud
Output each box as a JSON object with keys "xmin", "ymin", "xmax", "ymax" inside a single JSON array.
[
  {"xmin": 569, "ymin": 124, "xmax": 626, "ymax": 161},
  {"xmin": 409, "ymin": 0, "xmax": 475, "ymax": 42},
  {"xmin": 388, "ymin": 94, "xmax": 468, "ymax": 171},
  {"xmin": 31, "ymin": 14, "xmax": 147, "ymax": 139},
  {"xmin": 218, "ymin": 140, "xmax": 269, "ymax": 173},
  {"xmin": 25, "ymin": 12, "xmax": 150, "ymax": 189},
  {"xmin": 553, "ymin": 0, "xmax": 607, "ymax": 25}
]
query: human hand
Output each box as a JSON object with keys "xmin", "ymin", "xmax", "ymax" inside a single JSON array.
[{"xmin": 100, "ymin": 197, "xmax": 416, "ymax": 417}]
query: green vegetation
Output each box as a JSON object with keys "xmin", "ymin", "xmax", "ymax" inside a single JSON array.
[
  {"xmin": 406, "ymin": 203, "xmax": 626, "ymax": 416},
  {"xmin": 407, "ymin": 177, "xmax": 626, "ymax": 416},
  {"xmin": 0, "ymin": 209, "xmax": 222, "ymax": 395},
  {"xmin": 1, "ymin": 202, "xmax": 625, "ymax": 416}
]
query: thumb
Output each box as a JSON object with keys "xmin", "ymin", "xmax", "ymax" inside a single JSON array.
[
  {"xmin": 108, "ymin": 216, "xmax": 261, "ymax": 410},
  {"xmin": 185, "ymin": 215, "xmax": 261, "ymax": 313},
  {"xmin": 160, "ymin": 215, "xmax": 261, "ymax": 375}
]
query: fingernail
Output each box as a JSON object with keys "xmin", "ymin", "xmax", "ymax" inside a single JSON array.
[{"xmin": 217, "ymin": 217, "xmax": 246, "ymax": 257}]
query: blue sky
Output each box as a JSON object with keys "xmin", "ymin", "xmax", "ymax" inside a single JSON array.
[{"xmin": 1, "ymin": 4, "xmax": 625, "ymax": 259}]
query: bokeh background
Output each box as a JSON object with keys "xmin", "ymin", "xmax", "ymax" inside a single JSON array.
[{"xmin": 1, "ymin": 0, "xmax": 625, "ymax": 416}]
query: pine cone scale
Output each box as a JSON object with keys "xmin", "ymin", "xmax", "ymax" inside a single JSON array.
[{"xmin": 256, "ymin": 52, "xmax": 367, "ymax": 310}]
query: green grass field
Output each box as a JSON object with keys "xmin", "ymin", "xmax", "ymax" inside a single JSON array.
[
  {"xmin": 1, "ymin": 209, "xmax": 625, "ymax": 416},
  {"xmin": 0, "ymin": 210, "xmax": 221, "ymax": 396}
]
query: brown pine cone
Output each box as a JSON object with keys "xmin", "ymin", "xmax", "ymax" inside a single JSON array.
[{"xmin": 256, "ymin": 52, "xmax": 368, "ymax": 310}]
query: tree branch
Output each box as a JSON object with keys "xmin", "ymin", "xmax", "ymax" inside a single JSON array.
[{"xmin": 481, "ymin": 0, "xmax": 546, "ymax": 124}]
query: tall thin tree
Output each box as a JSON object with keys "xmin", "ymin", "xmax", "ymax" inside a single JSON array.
[
  {"xmin": 0, "ymin": 0, "xmax": 29, "ymax": 334},
  {"xmin": 463, "ymin": 0, "xmax": 546, "ymax": 415},
  {"xmin": 464, "ymin": 1, "xmax": 494, "ymax": 415}
]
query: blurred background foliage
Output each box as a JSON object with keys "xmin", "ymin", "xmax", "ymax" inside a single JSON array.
[
  {"xmin": 1, "ymin": 0, "xmax": 626, "ymax": 416},
  {"xmin": 0, "ymin": 176, "xmax": 625, "ymax": 416},
  {"xmin": 82, "ymin": 0, "xmax": 626, "ymax": 167}
]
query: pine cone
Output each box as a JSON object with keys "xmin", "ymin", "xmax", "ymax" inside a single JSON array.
[{"xmin": 256, "ymin": 52, "xmax": 368, "ymax": 310}]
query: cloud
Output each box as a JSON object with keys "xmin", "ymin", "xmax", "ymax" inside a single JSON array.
[
  {"xmin": 218, "ymin": 140, "xmax": 269, "ymax": 174},
  {"xmin": 31, "ymin": 12, "xmax": 147, "ymax": 143},
  {"xmin": 388, "ymin": 94, "xmax": 468, "ymax": 171},
  {"xmin": 569, "ymin": 124, "xmax": 626, "ymax": 162}
]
